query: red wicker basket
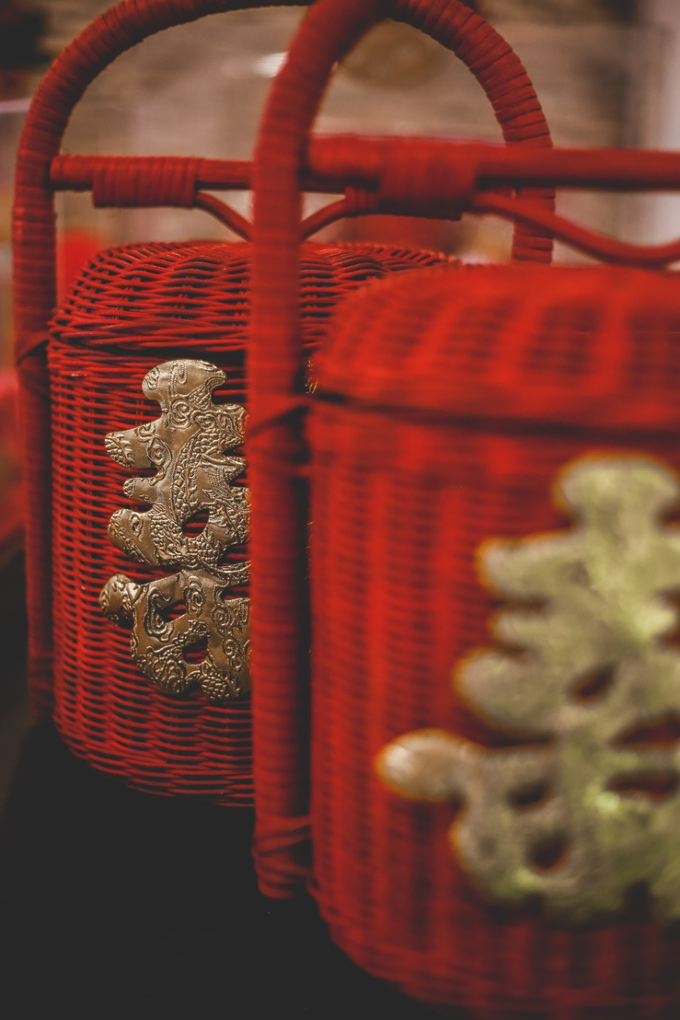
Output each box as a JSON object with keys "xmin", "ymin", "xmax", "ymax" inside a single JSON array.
[
  {"xmin": 48, "ymin": 240, "xmax": 442, "ymax": 804},
  {"xmin": 251, "ymin": 0, "xmax": 680, "ymax": 1014},
  {"xmin": 14, "ymin": 0, "xmax": 550, "ymax": 808},
  {"xmin": 311, "ymin": 261, "xmax": 680, "ymax": 1018}
]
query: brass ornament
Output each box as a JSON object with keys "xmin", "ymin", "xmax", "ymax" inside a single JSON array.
[
  {"xmin": 100, "ymin": 359, "xmax": 250, "ymax": 702},
  {"xmin": 378, "ymin": 456, "xmax": 680, "ymax": 922}
]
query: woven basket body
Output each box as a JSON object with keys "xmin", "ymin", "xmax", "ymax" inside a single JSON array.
[
  {"xmin": 48, "ymin": 239, "xmax": 442, "ymax": 804},
  {"xmin": 309, "ymin": 262, "xmax": 680, "ymax": 1017}
]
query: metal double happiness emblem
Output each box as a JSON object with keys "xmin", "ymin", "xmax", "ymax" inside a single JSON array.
[
  {"xmin": 100, "ymin": 359, "xmax": 250, "ymax": 702},
  {"xmin": 379, "ymin": 456, "xmax": 680, "ymax": 923}
]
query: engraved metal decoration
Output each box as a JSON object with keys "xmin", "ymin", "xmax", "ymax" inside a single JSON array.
[
  {"xmin": 99, "ymin": 359, "xmax": 250, "ymax": 702},
  {"xmin": 378, "ymin": 456, "xmax": 680, "ymax": 922}
]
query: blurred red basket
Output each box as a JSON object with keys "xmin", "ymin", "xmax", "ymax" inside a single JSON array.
[
  {"xmin": 251, "ymin": 0, "xmax": 680, "ymax": 1013},
  {"xmin": 13, "ymin": 0, "xmax": 550, "ymax": 807},
  {"xmin": 311, "ymin": 261, "xmax": 680, "ymax": 1018}
]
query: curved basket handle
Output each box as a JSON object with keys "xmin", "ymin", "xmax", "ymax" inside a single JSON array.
[
  {"xmin": 249, "ymin": 0, "xmax": 553, "ymax": 897},
  {"xmin": 13, "ymin": 0, "xmax": 314, "ymax": 361},
  {"xmin": 14, "ymin": 0, "xmax": 553, "ymax": 359}
]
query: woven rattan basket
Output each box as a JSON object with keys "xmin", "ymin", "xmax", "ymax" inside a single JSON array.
[
  {"xmin": 250, "ymin": 0, "xmax": 680, "ymax": 1013},
  {"xmin": 310, "ymin": 261, "xmax": 680, "ymax": 1018},
  {"xmin": 14, "ymin": 0, "xmax": 553, "ymax": 809},
  {"xmin": 48, "ymin": 240, "xmax": 441, "ymax": 805}
]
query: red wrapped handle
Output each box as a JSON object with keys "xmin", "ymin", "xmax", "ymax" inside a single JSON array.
[
  {"xmin": 13, "ymin": 0, "xmax": 314, "ymax": 363},
  {"xmin": 250, "ymin": 0, "xmax": 553, "ymax": 897}
]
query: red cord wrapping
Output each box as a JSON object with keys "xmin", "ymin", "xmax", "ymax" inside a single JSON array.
[
  {"xmin": 309, "ymin": 262, "xmax": 680, "ymax": 1016},
  {"xmin": 91, "ymin": 156, "xmax": 198, "ymax": 207}
]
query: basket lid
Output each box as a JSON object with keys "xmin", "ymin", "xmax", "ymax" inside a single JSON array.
[
  {"xmin": 51, "ymin": 240, "xmax": 444, "ymax": 353},
  {"xmin": 315, "ymin": 263, "xmax": 680, "ymax": 433}
]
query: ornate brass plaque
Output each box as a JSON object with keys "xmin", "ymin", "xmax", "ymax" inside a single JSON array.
[
  {"xmin": 100, "ymin": 359, "xmax": 250, "ymax": 702},
  {"xmin": 378, "ymin": 456, "xmax": 680, "ymax": 922}
]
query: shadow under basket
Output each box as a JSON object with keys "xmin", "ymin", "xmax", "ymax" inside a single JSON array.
[
  {"xmin": 308, "ymin": 260, "xmax": 680, "ymax": 1017},
  {"xmin": 47, "ymin": 238, "xmax": 443, "ymax": 806}
]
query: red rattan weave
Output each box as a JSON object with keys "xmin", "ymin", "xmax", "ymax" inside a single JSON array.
[
  {"xmin": 47, "ymin": 239, "xmax": 442, "ymax": 803},
  {"xmin": 308, "ymin": 262, "xmax": 680, "ymax": 1017}
]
